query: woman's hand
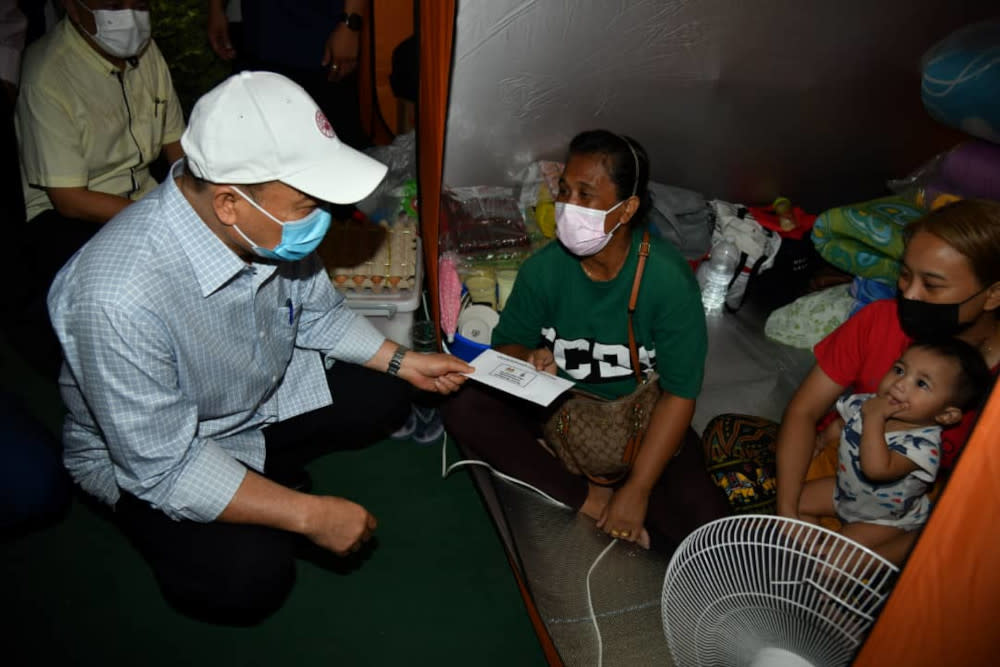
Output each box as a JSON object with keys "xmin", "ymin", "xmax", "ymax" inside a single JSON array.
[
  {"xmin": 526, "ymin": 347, "xmax": 557, "ymax": 374},
  {"xmin": 775, "ymin": 366, "xmax": 846, "ymax": 518},
  {"xmin": 597, "ymin": 483, "xmax": 651, "ymax": 549}
]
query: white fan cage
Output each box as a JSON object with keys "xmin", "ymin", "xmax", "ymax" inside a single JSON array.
[{"xmin": 662, "ymin": 515, "xmax": 899, "ymax": 667}]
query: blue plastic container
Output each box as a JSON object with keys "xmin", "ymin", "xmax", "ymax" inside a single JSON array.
[{"xmin": 449, "ymin": 332, "xmax": 490, "ymax": 362}]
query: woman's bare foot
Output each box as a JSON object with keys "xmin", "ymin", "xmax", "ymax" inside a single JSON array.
[
  {"xmin": 579, "ymin": 483, "xmax": 613, "ymax": 521},
  {"xmin": 636, "ymin": 529, "xmax": 651, "ymax": 550},
  {"xmin": 580, "ymin": 484, "xmax": 653, "ymax": 550}
]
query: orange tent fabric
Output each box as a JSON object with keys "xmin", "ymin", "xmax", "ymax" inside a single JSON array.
[
  {"xmin": 414, "ymin": 5, "xmax": 562, "ymax": 663},
  {"xmin": 416, "ymin": 0, "xmax": 455, "ymax": 345},
  {"xmin": 358, "ymin": 0, "xmax": 414, "ymax": 144},
  {"xmin": 854, "ymin": 385, "xmax": 1000, "ymax": 666}
]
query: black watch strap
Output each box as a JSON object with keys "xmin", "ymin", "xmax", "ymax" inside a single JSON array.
[
  {"xmin": 387, "ymin": 345, "xmax": 408, "ymax": 376},
  {"xmin": 337, "ymin": 11, "xmax": 363, "ymax": 32}
]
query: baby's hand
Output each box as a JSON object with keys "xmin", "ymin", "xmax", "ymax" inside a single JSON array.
[{"xmin": 862, "ymin": 394, "xmax": 907, "ymax": 422}]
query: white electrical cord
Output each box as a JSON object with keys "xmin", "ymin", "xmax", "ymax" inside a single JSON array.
[
  {"xmin": 435, "ymin": 295, "xmax": 622, "ymax": 663},
  {"xmin": 440, "ymin": 432, "xmax": 569, "ymax": 509},
  {"xmin": 440, "ymin": 432, "xmax": 622, "ymax": 666},
  {"xmin": 586, "ymin": 538, "xmax": 620, "ymax": 667}
]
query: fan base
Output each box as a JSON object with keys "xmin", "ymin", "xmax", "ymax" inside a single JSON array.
[{"xmin": 750, "ymin": 647, "xmax": 816, "ymax": 667}]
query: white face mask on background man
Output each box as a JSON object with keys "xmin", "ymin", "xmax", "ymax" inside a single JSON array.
[
  {"xmin": 76, "ymin": 1, "xmax": 152, "ymax": 59},
  {"xmin": 555, "ymin": 200, "xmax": 625, "ymax": 256}
]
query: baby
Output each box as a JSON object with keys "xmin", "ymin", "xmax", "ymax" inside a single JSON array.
[{"xmin": 798, "ymin": 338, "xmax": 992, "ymax": 550}]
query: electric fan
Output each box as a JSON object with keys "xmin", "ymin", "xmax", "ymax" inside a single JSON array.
[{"xmin": 661, "ymin": 515, "xmax": 899, "ymax": 667}]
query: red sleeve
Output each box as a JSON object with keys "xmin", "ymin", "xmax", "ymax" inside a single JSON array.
[
  {"xmin": 941, "ymin": 413, "xmax": 975, "ymax": 472},
  {"xmin": 813, "ymin": 299, "xmax": 909, "ymax": 394},
  {"xmin": 940, "ymin": 366, "xmax": 999, "ymax": 471}
]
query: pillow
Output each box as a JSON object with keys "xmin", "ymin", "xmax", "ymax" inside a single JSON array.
[{"xmin": 921, "ymin": 19, "xmax": 1000, "ymax": 144}]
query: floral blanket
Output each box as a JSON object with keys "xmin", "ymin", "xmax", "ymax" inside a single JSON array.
[{"xmin": 810, "ymin": 195, "xmax": 925, "ymax": 284}]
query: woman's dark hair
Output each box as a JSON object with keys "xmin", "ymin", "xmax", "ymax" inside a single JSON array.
[
  {"xmin": 909, "ymin": 337, "xmax": 993, "ymax": 410},
  {"xmin": 567, "ymin": 130, "xmax": 651, "ymax": 226}
]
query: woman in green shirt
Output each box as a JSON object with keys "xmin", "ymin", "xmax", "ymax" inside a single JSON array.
[{"xmin": 442, "ymin": 130, "xmax": 728, "ymax": 553}]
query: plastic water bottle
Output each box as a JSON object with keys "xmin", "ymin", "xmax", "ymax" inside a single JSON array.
[{"xmin": 697, "ymin": 241, "xmax": 740, "ymax": 315}]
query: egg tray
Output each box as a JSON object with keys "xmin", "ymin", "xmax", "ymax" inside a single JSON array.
[{"xmin": 318, "ymin": 218, "xmax": 419, "ymax": 294}]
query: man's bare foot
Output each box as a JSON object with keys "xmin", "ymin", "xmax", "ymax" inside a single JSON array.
[{"xmin": 579, "ymin": 483, "xmax": 613, "ymax": 521}]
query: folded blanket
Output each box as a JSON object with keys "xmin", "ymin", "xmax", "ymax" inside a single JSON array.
[
  {"xmin": 764, "ymin": 284, "xmax": 854, "ymax": 349},
  {"xmin": 810, "ymin": 195, "xmax": 925, "ymax": 284},
  {"xmin": 849, "ymin": 277, "xmax": 896, "ymax": 317}
]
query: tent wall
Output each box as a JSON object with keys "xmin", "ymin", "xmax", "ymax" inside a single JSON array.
[
  {"xmin": 854, "ymin": 379, "xmax": 1000, "ymax": 665},
  {"xmin": 442, "ymin": 0, "xmax": 995, "ymax": 212}
]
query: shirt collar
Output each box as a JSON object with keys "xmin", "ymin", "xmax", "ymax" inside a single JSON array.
[
  {"xmin": 163, "ymin": 161, "xmax": 277, "ymax": 297},
  {"xmin": 60, "ymin": 16, "xmax": 138, "ymax": 75}
]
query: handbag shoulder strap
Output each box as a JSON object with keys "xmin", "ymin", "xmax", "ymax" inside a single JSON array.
[{"xmin": 627, "ymin": 230, "xmax": 651, "ymax": 383}]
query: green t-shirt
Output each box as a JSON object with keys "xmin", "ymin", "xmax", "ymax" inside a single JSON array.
[{"xmin": 492, "ymin": 230, "xmax": 707, "ymax": 400}]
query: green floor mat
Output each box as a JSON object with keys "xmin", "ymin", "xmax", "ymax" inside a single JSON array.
[{"xmin": 1, "ymin": 337, "xmax": 544, "ymax": 665}]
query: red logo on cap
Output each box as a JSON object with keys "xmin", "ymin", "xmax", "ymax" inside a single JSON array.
[{"xmin": 315, "ymin": 111, "xmax": 335, "ymax": 138}]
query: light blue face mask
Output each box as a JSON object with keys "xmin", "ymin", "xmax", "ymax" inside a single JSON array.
[{"xmin": 231, "ymin": 186, "xmax": 331, "ymax": 262}]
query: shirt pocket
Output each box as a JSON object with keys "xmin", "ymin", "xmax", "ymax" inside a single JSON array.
[{"xmin": 262, "ymin": 304, "xmax": 297, "ymax": 370}]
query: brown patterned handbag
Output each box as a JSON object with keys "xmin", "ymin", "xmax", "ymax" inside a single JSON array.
[{"xmin": 541, "ymin": 232, "xmax": 660, "ymax": 485}]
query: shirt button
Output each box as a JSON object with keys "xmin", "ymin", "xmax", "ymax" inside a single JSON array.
[
  {"xmin": 259, "ymin": 331, "xmax": 265, "ymax": 339},
  {"xmin": 271, "ymin": 375, "xmax": 278, "ymax": 383}
]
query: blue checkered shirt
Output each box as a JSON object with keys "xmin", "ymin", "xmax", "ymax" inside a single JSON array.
[{"xmin": 48, "ymin": 163, "xmax": 386, "ymax": 521}]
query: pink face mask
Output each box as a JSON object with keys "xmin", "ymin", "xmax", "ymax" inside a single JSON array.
[{"xmin": 555, "ymin": 200, "xmax": 624, "ymax": 256}]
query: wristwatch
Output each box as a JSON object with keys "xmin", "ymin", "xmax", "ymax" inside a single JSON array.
[
  {"xmin": 337, "ymin": 11, "xmax": 363, "ymax": 32},
  {"xmin": 387, "ymin": 345, "xmax": 408, "ymax": 376}
]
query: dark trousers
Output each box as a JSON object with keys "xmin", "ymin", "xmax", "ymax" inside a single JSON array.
[
  {"xmin": 113, "ymin": 361, "xmax": 409, "ymax": 626},
  {"xmin": 0, "ymin": 391, "xmax": 71, "ymax": 534},
  {"xmin": 5, "ymin": 209, "xmax": 100, "ymax": 379},
  {"xmin": 440, "ymin": 383, "xmax": 731, "ymax": 556}
]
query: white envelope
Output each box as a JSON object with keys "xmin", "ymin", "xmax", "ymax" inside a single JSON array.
[{"xmin": 466, "ymin": 348, "xmax": 574, "ymax": 406}]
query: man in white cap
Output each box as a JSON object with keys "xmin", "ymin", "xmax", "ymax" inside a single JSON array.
[{"xmin": 47, "ymin": 71, "xmax": 472, "ymax": 625}]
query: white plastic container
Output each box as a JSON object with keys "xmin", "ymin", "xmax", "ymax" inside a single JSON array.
[{"xmin": 342, "ymin": 239, "xmax": 423, "ymax": 347}]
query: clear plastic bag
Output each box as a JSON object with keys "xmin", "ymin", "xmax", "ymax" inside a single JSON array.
[
  {"xmin": 887, "ymin": 140, "xmax": 1000, "ymax": 208},
  {"xmin": 356, "ymin": 131, "xmax": 416, "ymax": 222},
  {"xmin": 440, "ymin": 186, "xmax": 531, "ymax": 256}
]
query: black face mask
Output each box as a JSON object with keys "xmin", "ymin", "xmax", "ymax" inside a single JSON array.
[{"xmin": 896, "ymin": 287, "xmax": 987, "ymax": 339}]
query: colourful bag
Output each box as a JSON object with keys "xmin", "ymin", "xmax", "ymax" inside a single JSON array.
[{"xmin": 702, "ymin": 413, "xmax": 780, "ymax": 514}]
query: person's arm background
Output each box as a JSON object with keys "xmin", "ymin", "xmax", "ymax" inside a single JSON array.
[
  {"xmin": 598, "ymin": 392, "xmax": 695, "ymax": 540},
  {"xmin": 44, "ymin": 187, "xmax": 130, "ymax": 223},
  {"xmin": 218, "ymin": 468, "xmax": 377, "ymax": 555},
  {"xmin": 775, "ymin": 366, "xmax": 846, "ymax": 518},
  {"xmin": 44, "ymin": 141, "xmax": 183, "ymax": 225},
  {"xmin": 162, "ymin": 140, "xmax": 184, "ymax": 165},
  {"xmin": 0, "ymin": 0, "xmax": 26, "ymax": 104},
  {"xmin": 206, "ymin": 0, "xmax": 235, "ymax": 60},
  {"xmin": 322, "ymin": 0, "xmax": 366, "ymax": 81}
]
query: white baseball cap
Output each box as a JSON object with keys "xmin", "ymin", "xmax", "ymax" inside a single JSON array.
[{"xmin": 181, "ymin": 71, "xmax": 388, "ymax": 204}]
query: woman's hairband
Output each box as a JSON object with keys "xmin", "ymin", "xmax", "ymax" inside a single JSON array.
[{"xmin": 619, "ymin": 135, "xmax": 639, "ymax": 197}]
